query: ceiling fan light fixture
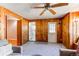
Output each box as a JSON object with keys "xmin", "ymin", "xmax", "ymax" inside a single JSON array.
[{"xmin": 32, "ymin": 3, "xmax": 68, "ymax": 16}]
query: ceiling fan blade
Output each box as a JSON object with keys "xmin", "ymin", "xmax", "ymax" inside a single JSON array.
[
  {"xmin": 48, "ymin": 9, "xmax": 56, "ymax": 15},
  {"xmin": 40, "ymin": 9, "xmax": 46, "ymax": 16},
  {"xmin": 45, "ymin": 3, "xmax": 50, "ymax": 7},
  {"xmin": 32, "ymin": 7, "xmax": 45, "ymax": 8},
  {"xmin": 51, "ymin": 3, "xmax": 68, "ymax": 8}
]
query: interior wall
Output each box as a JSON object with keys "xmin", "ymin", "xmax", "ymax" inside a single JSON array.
[
  {"xmin": 7, "ymin": 19, "xmax": 29, "ymax": 46},
  {"xmin": 70, "ymin": 12, "xmax": 79, "ymax": 49},
  {"xmin": 62, "ymin": 13, "xmax": 70, "ymax": 48},
  {"xmin": 0, "ymin": 9, "xmax": 7, "ymax": 40},
  {"xmin": 17, "ymin": 20, "xmax": 22, "ymax": 45},
  {"xmin": 0, "ymin": 6, "xmax": 29, "ymax": 46},
  {"xmin": 35, "ymin": 20, "xmax": 48, "ymax": 42},
  {"xmin": 21, "ymin": 20, "xmax": 29, "ymax": 44},
  {"xmin": 30, "ymin": 18, "xmax": 62, "ymax": 43},
  {"xmin": 7, "ymin": 20, "xmax": 18, "ymax": 46},
  {"xmin": 62, "ymin": 12, "xmax": 79, "ymax": 49}
]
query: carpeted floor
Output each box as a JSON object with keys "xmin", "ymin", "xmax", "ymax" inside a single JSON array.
[{"xmin": 9, "ymin": 42, "xmax": 65, "ymax": 56}]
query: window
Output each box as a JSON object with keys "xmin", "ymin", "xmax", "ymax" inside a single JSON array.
[{"xmin": 48, "ymin": 22, "xmax": 56, "ymax": 33}]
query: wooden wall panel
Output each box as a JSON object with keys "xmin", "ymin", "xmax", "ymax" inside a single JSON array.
[
  {"xmin": 22, "ymin": 20, "xmax": 29, "ymax": 44},
  {"xmin": 8, "ymin": 40, "xmax": 18, "ymax": 46},
  {"xmin": 36, "ymin": 20, "xmax": 48, "ymax": 42},
  {"xmin": 36, "ymin": 20, "xmax": 43, "ymax": 41},
  {"xmin": 42, "ymin": 20, "xmax": 48, "ymax": 42},
  {"xmin": 0, "ymin": 8, "xmax": 7, "ymax": 40},
  {"xmin": 7, "ymin": 19, "xmax": 29, "ymax": 46},
  {"xmin": 70, "ymin": 12, "xmax": 79, "ymax": 49},
  {"xmin": 17, "ymin": 20, "xmax": 22, "ymax": 46},
  {"xmin": 17, "ymin": 19, "xmax": 29, "ymax": 45},
  {"xmin": 30, "ymin": 18, "xmax": 62, "ymax": 43},
  {"xmin": 62, "ymin": 13, "xmax": 70, "ymax": 48},
  {"xmin": 62, "ymin": 12, "xmax": 79, "ymax": 49},
  {"xmin": 57, "ymin": 20, "xmax": 62, "ymax": 43},
  {"xmin": 0, "ymin": 6, "xmax": 29, "ymax": 46}
]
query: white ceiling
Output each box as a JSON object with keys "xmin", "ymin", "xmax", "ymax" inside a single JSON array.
[{"xmin": 0, "ymin": 3, "xmax": 79, "ymax": 19}]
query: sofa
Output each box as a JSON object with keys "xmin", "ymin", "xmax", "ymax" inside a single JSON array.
[
  {"xmin": 60, "ymin": 48, "xmax": 77, "ymax": 56},
  {"xmin": 0, "ymin": 39, "xmax": 13, "ymax": 56}
]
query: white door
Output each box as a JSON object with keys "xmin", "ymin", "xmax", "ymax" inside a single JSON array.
[
  {"xmin": 48, "ymin": 22, "xmax": 57, "ymax": 43},
  {"xmin": 29, "ymin": 22, "xmax": 36, "ymax": 41}
]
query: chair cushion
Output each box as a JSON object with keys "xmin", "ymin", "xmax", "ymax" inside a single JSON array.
[{"xmin": 0, "ymin": 39, "xmax": 8, "ymax": 47}]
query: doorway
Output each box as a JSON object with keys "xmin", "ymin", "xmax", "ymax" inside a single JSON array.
[
  {"xmin": 29, "ymin": 22, "xmax": 36, "ymax": 42},
  {"xmin": 48, "ymin": 22, "xmax": 57, "ymax": 43}
]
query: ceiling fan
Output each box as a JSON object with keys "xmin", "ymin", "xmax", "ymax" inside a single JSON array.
[{"xmin": 32, "ymin": 3, "xmax": 68, "ymax": 16}]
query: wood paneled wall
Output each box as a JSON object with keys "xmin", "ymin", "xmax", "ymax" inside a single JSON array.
[
  {"xmin": 21, "ymin": 20, "xmax": 29, "ymax": 44},
  {"xmin": 35, "ymin": 20, "xmax": 48, "ymax": 42},
  {"xmin": 0, "ymin": 6, "xmax": 29, "ymax": 46},
  {"xmin": 62, "ymin": 13, "xmax": 70, "ymax": 48},
  {"xmin": 17, "ymin": 20, "xmax": 22, "ymax": 46},
  {"xmin": 7, "ymin": 19, "xmax": 29, "ymax": 46},
  {"xmin": 17, "ymin": 19, "xmax": 29, "ymax": 45},
  {"xmin": 70, "ymin": 12, "xmax": 79, "ymax": 49},
  {"xmin": 0, "ymin": 7, "xmax": 7, "ymax": 40},
  {"xmin": 62, "ymin": 12, "xmax": 79, "ymax": 49},
  {"xmin": 30, "ymin": 18, "xmax": 62, "ymax": 43}
]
